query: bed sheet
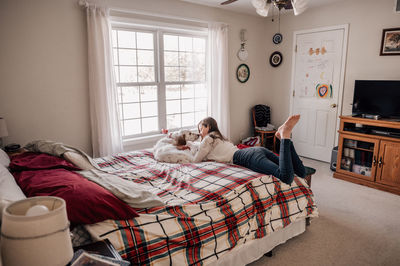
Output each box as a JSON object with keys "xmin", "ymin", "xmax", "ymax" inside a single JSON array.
[{"xmin": 85, "ymin": 150, "xmax": 318, "ymax": 265}]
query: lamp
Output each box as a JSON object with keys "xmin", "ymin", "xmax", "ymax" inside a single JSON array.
[
  {"xmin": 0, "ymin": 118, "xmax": 8, "ymax": 148},
  {"xmin": 1, "ymin": 196, "xmax": 73, "ymax": 266}
]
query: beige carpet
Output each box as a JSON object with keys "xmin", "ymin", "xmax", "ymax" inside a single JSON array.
[{"xmin": 249, "ymin": 158, "xmax": 400, "ymax": 266}]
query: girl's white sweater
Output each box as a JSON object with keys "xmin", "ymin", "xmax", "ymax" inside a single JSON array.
[{"xmin": 192, "ymin": 135, "xmax": 239, "ymax": 163}]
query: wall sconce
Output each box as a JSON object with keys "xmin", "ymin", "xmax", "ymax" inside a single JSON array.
[
  {"xmin": 1, "ymin": 196, "xmax": 73, "ymax": 266},
  {"xmin": 237, "ymin": 29, "xmax": 248, "ymax": 61}
]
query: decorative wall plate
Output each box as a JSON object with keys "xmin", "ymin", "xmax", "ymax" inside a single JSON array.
[
  {"xmin": 236, "ymin": 64, "xmax": 250, "ymax": 83},
  {"xmin": 269, "ymin": 51, "xmax": 283, "ymax": 67},
  {"xmin": 273, "ymin": 33, "xmax": 283, "ymax": 44}
]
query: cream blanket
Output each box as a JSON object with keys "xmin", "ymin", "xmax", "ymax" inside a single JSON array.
[{"xmin": 24, "ymin": 140, "xmax": 164, "ymax": 208}]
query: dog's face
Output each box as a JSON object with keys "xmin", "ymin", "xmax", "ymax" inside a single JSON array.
[{"xmin": 170, "ymin": 130, "xmax": 200, "ymax": 142}]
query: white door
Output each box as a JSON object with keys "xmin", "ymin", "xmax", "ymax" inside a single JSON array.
[{"xmin": 290, "ymin": 25, "xmax": 348, "ymax": 162}]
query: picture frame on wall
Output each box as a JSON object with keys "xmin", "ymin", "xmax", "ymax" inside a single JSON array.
[
  {"xmin": 236, "ymin": 64, "xmax": 250, "ymax": 83},
  {"xmin": 380, "ymin": 27, "xmax": 400, "ymax": 56}
]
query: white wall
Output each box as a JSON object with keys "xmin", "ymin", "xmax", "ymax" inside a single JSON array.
[
  {"xmin": 264, "ymin": 0, "xmax": 400, "ymax": 126},
  {"xmin": 0, "ymin": 0, "xmax": 91, "ymax": 153}
]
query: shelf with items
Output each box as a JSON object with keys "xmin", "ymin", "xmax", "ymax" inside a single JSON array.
[
  {"xmin": 334, "ymin": 116, "xmax": 400, "ymax": 195},
  {"xmin": 339, "ymin": 137, "xmax": 375, "ymax": 179}
]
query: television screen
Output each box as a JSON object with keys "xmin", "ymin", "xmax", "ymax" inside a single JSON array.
[{"xmin": 352, "ymin": 80, "xmax": 400, "ymax": 118}]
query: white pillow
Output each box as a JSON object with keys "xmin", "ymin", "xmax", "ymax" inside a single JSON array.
[
  {"xmin": 0, "ymin": 148, "xmax": 10, "ymax": 167},
  {"xmin": 0, "ymin": 164, "xmax": 26, "ymax": 222},
  {"xmin": 0, "ymin": 164, "xmax": 26, "ymax": 202}
]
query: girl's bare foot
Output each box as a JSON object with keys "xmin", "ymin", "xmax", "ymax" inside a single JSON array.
[
  {"xmin": 275, "ymin": 125, "xmax": 283, "ymax": 140},
  {"xmin": 278, "ymin": 115, "xmax": 300, "ymax": 139}
]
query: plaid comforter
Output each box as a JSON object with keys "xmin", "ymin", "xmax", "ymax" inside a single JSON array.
[{"xmin": 85, "ymin": 150, "xmax": 318, "ymax": 265}]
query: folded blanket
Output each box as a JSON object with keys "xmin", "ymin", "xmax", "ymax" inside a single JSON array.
[{"xmin": 24, "ymin": 140, "xmax": 164, "ymax": 208}]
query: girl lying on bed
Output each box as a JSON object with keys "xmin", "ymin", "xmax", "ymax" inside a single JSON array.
[{"xmin": 178, "ymin": 115, "xmax": 306, "ymax": 185}]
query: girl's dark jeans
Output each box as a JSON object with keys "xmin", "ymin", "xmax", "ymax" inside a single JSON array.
[{"xmin": 233, "ymin": 139, "xmax": 305, "ymax": 184}]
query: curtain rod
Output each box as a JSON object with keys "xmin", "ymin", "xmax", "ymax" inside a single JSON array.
[{"xmin": 78, "ymin": 0, "xmax": 227, "ymax": 26}]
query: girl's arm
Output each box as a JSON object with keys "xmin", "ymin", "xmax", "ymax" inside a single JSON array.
[{"xmin": 192, "ymin": 136, "xmax": 214, "ymax": 163}]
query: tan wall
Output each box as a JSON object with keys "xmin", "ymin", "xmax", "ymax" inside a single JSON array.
[
  {"xmin": 264, "ymin": 0, "xmax": 400, "ymax": 127},
  {"xmin": 1, "ymin": 0, "xmax": 398, "ymax": 154},
  {"xmin": 0, "ymin": 0, "xmax": 271, "ymax": 154}
]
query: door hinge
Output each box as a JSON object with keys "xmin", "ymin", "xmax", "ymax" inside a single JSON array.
[
  {"xmin": 293, "ymin": 90, "xmax": 295, "ymax": 97},
  {"xmin": 295, "ymin": 45, "xmax": 297, "ymax": 53}
]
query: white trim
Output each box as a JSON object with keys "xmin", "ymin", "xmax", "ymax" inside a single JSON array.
[
  {"xmin": 111, "ymin": 16, "xmax": 208, "ymax": 35},
  {"xmin": 109, "ymin": 7, "xmax": 225, "ymax": 27},
  {"xmin": 289, "ymin": 24, "xmax": 349, "ymax": 147}
]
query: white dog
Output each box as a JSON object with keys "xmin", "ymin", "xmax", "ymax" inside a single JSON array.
[{"xmin": 153, "ymin": 130, "xmax": 200, "ymax": 163}]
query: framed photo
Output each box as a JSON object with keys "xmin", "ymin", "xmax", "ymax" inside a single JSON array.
[
  {"xmin": 236, "ymin": 64, "xmax": 250, "ymax": 83},
  {"xmin": 380, "ymin": 27, "xmax": 400, "ymax": 56}
]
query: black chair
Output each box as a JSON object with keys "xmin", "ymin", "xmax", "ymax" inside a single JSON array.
[{"xmin": 251, "ymin": 105, "xmax": 277, "ymax": 152}]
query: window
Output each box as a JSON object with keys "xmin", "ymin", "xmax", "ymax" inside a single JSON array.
[{"xmin": 112, "ymin": 26, "xmax": 208, "ymax": 139}]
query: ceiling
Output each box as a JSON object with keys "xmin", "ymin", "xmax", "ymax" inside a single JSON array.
[{"xmin": 179, "ymin": 0, "xmax": 346, "ymax": 16}]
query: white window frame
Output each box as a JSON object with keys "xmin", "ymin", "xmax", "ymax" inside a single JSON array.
[{"xmin": 111, "ymin": 20, "xmax": 208, "ymax": 146}]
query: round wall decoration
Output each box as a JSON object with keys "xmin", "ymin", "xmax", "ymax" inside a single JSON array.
[
  {"xmin": 269, "ymin": 51, "xmax": 283, "ymax": 67},
  {"xmin": 273, "ymin": 33, "xmax": 283, "ymax": 44},
  {"xmin": 236, "ymin": 64, "xmax": 250, "ymax": 83}
]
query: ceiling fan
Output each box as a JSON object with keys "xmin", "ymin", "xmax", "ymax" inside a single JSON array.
[{"xmin": 221, "ymin": 0, "xmax": 308, "ymax": 16}]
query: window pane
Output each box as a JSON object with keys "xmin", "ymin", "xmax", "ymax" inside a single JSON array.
[
  {"xmin": 181, "ymin": 85, "xmax": 194, "ymax": 98},
  {"xmin": 167, "ymin": 114, "xmax": 181, "ymax": 129},
  {"xmin": 118, "ymin": 104, "xmax": 123, "ymax": 120},
  {"xmin": 118, "ymin": 31, "xmax": 136, "ymax": 48},
  {"xmin": 136, "ymin": 32, "xmax": 153, "ymax": 49},
  {"xmin": 193, "ymin": 38, "xmax": 206, "ymax": 52},
  {"xmin": 182, "ymin": 99, "xmax": 194, "ymax": 113},
  {"xmin": 179, "ymin": 36, "xmax": 192, "ymax": 52},
  {"xmin": 112, "ymin": 30, "xmax": 118, "ymax": 48},
  {"xmin": 195, "ymin": 98, "xmax": 207, "ymax": 111},
  {"xmin": 166, "ymin": 85, "xmax": 180, "ymax": 100},
  {"xmin": 165, "ymin": 67, "xmax": 180, "ymax": 82},
  {"xmin": 182, "ymin": 113, "xmax": 195, "ymax": 127},
  {"xmin": 137, "ymin": 50, "xmax": 154, "ymax": 65},
  {"xmin": 195, "ymin": 84, "xmax": 207, "ymax": 97},
  {"xmin": 141, "ymin": 101, "xmax": 157, "ymax": 117},
  {"xmin": 114, "ymin": 66, "xmax": 120, "ymax": 82},
  {"xmin": 164, "ymin": 51, "xmax": 179, "ymax": 66},
  {"xmin": 193, "ymin": 53, "xmax": 205, "ymax": 68},
  {"xmin": 166, "ymin": 100, "xmax": 180, "ymax": 114},
  {"xmin": 113, "ymin": 49, "xmax": 118, "ymax": 65},
  {"xmin": 164, "ymin": 35, "xmax": 178, "ymax": 51},
  {"xmin": 124, "ymin": 119, "xmax": 141, "ymax": 135},
  {"xmin": 179, "ymin": 52, "xmax": 193, "ymax": 67},
  {"xmin": 123, "ymin": 103, "xmax": 140, "ymax": 119},
  {"xmin": 138, "ymin": 67, "xmax": 155, "ymax": 82},
  {"xmin": 140, "ymin": 86, "xmax": 157, "ymax": 101},
  {"xmin": 193, "ymin": 68, "xmax": 206, "ymax": 81},
  {"xmin": 195, "ymin": 111, "xmax": 207, "ymax": 124},
  {"xmin": 119, "ymin": 49, "xmax": 136, "ymax": 65},
  {"xmin": 121, "ymin": 86, "xmax": 139, "ymax": 103},
  {"xmin": 142, "ymin": 117, "xmax": 158, "ymax": 133},
  {"xmin": 120, "ymin": 66, "xmax": 137, "ymax": 82},
  {"xmin": 180, "ymin": 67, "xmax": 193, "ymax": 81}
]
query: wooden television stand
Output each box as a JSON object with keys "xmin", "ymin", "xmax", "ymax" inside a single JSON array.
[{"xmin": 333, "ymin": 115, "xmax": 400, "ymax": 195}]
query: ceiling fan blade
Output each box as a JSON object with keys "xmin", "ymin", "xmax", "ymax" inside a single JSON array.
[
  {"xmin": 292, "ymin": 0, "xmax": 308, "ymax": 15},
  {"xmin": 220, "ymin": 0, "xmax": 238, "ymax": 5}
]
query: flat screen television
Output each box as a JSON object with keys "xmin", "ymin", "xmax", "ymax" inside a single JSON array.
[{"xmin": 352, "ymin": 80, "xmax": 400, "ymax": 119}]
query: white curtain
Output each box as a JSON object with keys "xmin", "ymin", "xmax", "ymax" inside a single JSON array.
[
  {"xmin": 208, "ymin": 23, "xmax": 230, "ymax": 139},
  {"xmin": 84, "ymin": 5, "xmax": 123, "ymax": 157}
]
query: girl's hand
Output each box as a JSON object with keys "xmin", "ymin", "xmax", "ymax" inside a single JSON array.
[{"xmin": 177, "ymin": 145, "xmax": 190, "ymax": 150}]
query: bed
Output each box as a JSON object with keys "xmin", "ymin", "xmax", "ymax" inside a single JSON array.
[{"xmin": 1, "ymin": 143, "xmax": 318, "ymax": 265}]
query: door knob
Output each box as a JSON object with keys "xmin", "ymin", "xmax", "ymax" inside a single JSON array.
[{"xmin": 331, "ymin": 104, "xmax": 337, "ymax": 108}]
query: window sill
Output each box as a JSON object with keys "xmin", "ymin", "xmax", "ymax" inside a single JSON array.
[{"xmin": 123, "ymin": 128, "xmax": 198, "ymax": 151}]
